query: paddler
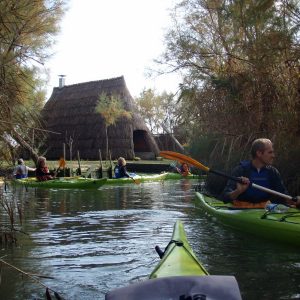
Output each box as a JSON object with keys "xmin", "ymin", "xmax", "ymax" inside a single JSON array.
[
  {"xmin": 36, "ymin": 156, "xmax": 55, "ymax": 181},
  {"xmin": 113, "ymin": 157, "xmax": 131, "ymax": 179},
  {"xmin": 13, "ymin": 158, "xmax": 36, "ymax": 179},
  {"xmin": 222, "ymin": 138, "xmax": 300, "ymax": 208},
  {"xmin": 176, "ymin": 163, "xmax": 192, "ymax": 177}
]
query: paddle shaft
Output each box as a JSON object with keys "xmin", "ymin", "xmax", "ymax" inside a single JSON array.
[{"xmin": 210, "ymin": 169, "xmax": 294, "ymax": 201}]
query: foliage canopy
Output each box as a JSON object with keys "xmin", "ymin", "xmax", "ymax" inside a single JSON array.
[
  {"xmin": 0, "ymin": 0, "xmax": 66, "ymax": 163},
  {"xmin": 158, "ymin": 0, "xmax": 300, "ymax": 192}
]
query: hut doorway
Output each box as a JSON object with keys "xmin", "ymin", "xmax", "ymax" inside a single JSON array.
[{"xmin": 133, "ymin": 130, "xmax": 154, "ymax": 159}]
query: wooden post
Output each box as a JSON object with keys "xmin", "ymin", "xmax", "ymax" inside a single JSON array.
[
  {"xmin": 69, "ymin": 137, "xmax": 73, "ymax": 176},
  {"xmin": 108, "ymin": 149, "xmax": 113, "ymax": 178},
  {"xmin": 99, "ymin": 149, "xmax": 103, "ymax": 168},
  {"xmin": 98, "ymin": 149, "xmax": 103, "ymax": 178},
  {"xmin": 77, "ymin": 150, "xmax": 81, "ymax": 175},
  {"xmin": 69, "ymin": 136, "xmax": 73, "ymax": 161},
  {"xmin": 63, "ymin": 143, "xmax": 66, "ymax": 177}
]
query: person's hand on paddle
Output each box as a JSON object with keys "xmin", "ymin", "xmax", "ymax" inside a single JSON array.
[
  {"xmin": 236, "ymin": 176, "xmax": 250, "ymax": 193},
  {"xmin": 226, "ymin": 176, "xmax": 250, "ymax": 201}
]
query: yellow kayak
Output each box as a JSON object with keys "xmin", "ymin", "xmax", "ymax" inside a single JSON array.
[
  {"xmin": 149, "ymin": 220, "xmax": 208, "ymax": 278},
  {"xmin": 106, "ymin": 221, "xmax": 242, "ymax": 300}
]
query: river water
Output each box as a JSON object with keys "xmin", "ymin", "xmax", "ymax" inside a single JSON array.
[{"xmin": 0, "ymin": 179, "xmax": 299, "ymax": 300}]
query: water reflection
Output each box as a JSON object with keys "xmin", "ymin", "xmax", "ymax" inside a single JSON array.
[{"xmin": 0, "ymin": 180, "xmax": 299, "ymax": 300}]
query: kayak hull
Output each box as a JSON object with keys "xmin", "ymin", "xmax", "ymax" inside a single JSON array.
[
  {"xmin": 105, "ymin": 172, "xmax": 204, "ymax": 185},
  {"xmin": 164, "ymin": 172, "xmax": 205, "ymax": 180},
  {"xmin": 149, "ymin": 220, "xmax": 208, "ymax": 278},
  {"xmin": 12, "ymin": 177, "xmax": 107, "ymax": 189},
  {"xmin": 105, "ymin": 173, "xmax": 167, "ymax": 184},
  {"xmin": 195, "ymin": 192, "xmax": 300, "ymax": 247}
]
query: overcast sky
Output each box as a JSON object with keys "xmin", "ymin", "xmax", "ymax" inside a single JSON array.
[{"xmin": 44, "ymin": 0, "xmax": 180, "ymax": 99}]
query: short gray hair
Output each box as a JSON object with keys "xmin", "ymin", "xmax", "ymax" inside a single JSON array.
[{"xmin": 251, "ymin": 138, "xmax": 272, "ymax": 158}]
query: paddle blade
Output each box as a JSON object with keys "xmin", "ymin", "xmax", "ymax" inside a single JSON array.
[
  {"xmin": 131, "ymin": 177, "xmax": 141, "ymax": 184},
  {"xmin": 158, "ymin": 152, "xmax": 186, "ymax": 164},
  {"xmin": 159, "ymin": 151, "xmax": 210, "ymax": 172},
  {"xmin": 58, "ymin": 158, "xmax": 66, "ymax": 169}
]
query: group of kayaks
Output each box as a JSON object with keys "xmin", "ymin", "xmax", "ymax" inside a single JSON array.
[
  {"xmin": 11, "ymin": 172, "xmax": 204, "ymax": 189},
  {"xmin": 11, "ymin": 166, "xmax": 300, "ymax": 298},
  {"xmin": 105, "ymin": 197, "xmax": 300, "ymax": 299},
  {"xmin": 105, "ymin": 187, "xmax": 300, "ymax": 299},
  {"xmin": 107, "ymin": 194, "xmax": 300, "ymax": 298}
]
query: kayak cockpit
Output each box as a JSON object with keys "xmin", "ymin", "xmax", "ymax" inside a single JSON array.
[{"xmin": 105, "ymin": 275, "xmax": 242, "ymax": 300}]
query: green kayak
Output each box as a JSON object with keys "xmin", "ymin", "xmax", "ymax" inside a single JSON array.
[
  {"xmin": 164, "ymin": 172, "xmax": 205, "ymax": 180},
  {"xmin": 195, "ymin": 192, "xmax": 300, "ymax": 247},
  {"xmin": 150, "ymin": 220, "xmax": 208, "ymax": 278},
  {"xmin": 105, "ymin": 173, "xmax": 167, "ymax": 184},
  {"xmin": 105, "ymin": 172, "xmax": 205, "ymax": 185},
  {"xmin": 12, "ymin": 177, "xmax": 107, "ymax": 189},
  {"xmin": 106, "ymin": 220, "xmax": 242, "ymax": 300}
]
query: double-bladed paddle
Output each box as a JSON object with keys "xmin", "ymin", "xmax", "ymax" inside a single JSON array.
[{"xmin": 159, "ymin": 151, "xmax": 297, "ymax": 202}]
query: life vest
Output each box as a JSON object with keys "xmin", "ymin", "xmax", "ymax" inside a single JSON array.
[
  {"xmin": 237, "ymin": 161, "xmax": 274, "ymax": 203},
  {"xmin": 232, "ymin": 200, "xmax": 269, "ymax": 209},
  {"xmin": 114, "ymin": 165, "xmax": 122, "ymax": 178},
  {"xmin": 181, "ymin": 170, "xmax": 191, "ymax": 177},
  {"xmin": 36, "ymin": 167, "xmax": 52, "ymax": 181},
  {"xmin": 114, "ymin": 165, "xmax": 130, "ymax": 179},
  {"xmin": 14, "ymin": 165, "xmax": 28, "ymax": 179},
  {"xmin": 15, "ymin": 174, "xmax": 27, "ymax": 179}
]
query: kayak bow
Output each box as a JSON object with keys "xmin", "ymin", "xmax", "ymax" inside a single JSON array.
[
  {"xmin": 150, "ymin": 220, "xmax": 208, "ymax": 278},
  {"xmin": 106, "ymin": 220, "xmax": 242, "ymax": 300}
]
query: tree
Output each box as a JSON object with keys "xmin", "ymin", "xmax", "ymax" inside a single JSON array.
[
  {"xmin": 158, "ymin": 1, "xmax": 300, "ymax": 155},
  {"xmin": 135, "ymin": 88, "xmax": 187, "ymax": 151},
  {"xmin": 134, "ymin": 88, "xmax": 180, "ymax": 134},
  {"xmin": 0, "ymin": 0, "xmax": 66, "ymax": 164},
  {"xmin": 95, "ymin": 93, "xmax": 132, "ymax": 159},
  {"xmin": 134, "ymin": 89, "xmax": 162, "ymax": 134}
]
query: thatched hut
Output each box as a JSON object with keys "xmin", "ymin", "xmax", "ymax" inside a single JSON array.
[{"xmin": 41, "ymin": 76, "xmax": 159, "ymax": 160}]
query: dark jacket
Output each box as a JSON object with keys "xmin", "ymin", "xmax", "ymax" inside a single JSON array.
[
  {"xmin": 222, "ymin": 160, "xmax": 288, "ymax": 203},
  {"xmin": 114, "ymin": 165, "xmax": 130, "ymax": 179}
]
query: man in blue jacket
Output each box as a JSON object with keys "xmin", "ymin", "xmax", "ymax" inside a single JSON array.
[{"xmin": 223, "ymin": 138, "xmax": 298, "ymax": 208}]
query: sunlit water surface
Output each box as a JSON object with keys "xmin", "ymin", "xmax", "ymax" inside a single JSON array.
[{"xmin": 1, "ymin": 180, "xmax": 299, "ymax": 300}]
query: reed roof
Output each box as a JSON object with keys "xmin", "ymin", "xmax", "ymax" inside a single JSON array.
[{"xmin": 41, "ymin": 76, "xmax": 159, "ymax": 160}]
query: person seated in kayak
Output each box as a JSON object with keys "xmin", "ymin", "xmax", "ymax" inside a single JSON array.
[
  {"xmin": 114, "ymin": 157, "xmax": 131, "ymax": 179},
  {"xmin": 13, "ymin": 158, "xmax": 36, "ymax": 179},
  {"xmin": 36, "ymin": 156, "xmax": 55, "ymax": 181},
  {"xmin": 176, "ymin": 163, "xmax": 191, "ymax": 177},
  {"xmin": 222, "ymin": 138, "xmax": 297, "ymax": 208}
]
